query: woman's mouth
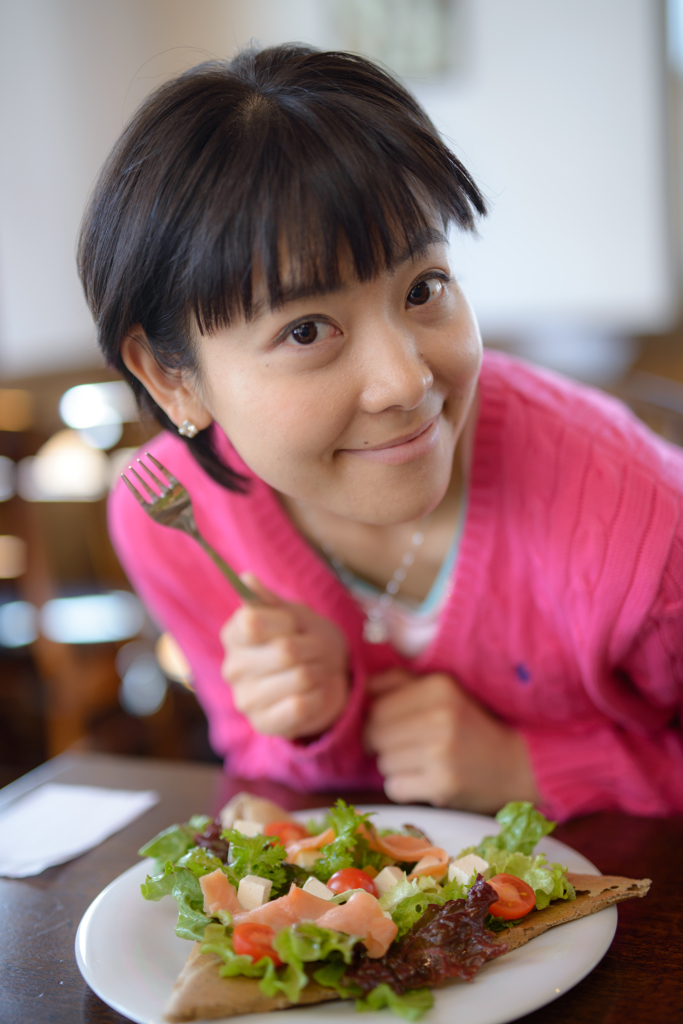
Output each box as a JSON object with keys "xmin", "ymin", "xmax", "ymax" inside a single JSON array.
[{"xmin": 339, "ymin": 416, "xmax": 441, "ymax": 465}]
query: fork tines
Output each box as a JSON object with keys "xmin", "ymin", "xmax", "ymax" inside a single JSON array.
[
  {"xmin": 144, "ymin": 452, "xmax": 180, "ymax": 486},
  {"xmin": 121, "ymin": 452, "xmax": 180, "ymax": 506}
]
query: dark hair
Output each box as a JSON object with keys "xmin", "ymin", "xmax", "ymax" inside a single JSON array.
[{"xmin": 78, "ymin": 44, "xmax": 486, "ymax": 491}]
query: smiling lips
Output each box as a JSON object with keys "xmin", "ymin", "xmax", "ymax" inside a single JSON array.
[{"xmin": 340, "ymin": 416, "xmax": 441, "ymax": 465}]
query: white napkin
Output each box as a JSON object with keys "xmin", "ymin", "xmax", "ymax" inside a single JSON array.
[{"xmin": 0, "ymin": 782, "xmax": 159, "ymax": 877}]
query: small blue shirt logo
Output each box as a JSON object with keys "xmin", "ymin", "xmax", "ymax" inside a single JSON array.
[{"xmin": 514, "ymin": 663, "xmax": 531, "ymax": 683}]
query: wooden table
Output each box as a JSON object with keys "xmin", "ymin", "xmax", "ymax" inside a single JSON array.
[{"xmin": 0, "ymin": 752, "xmax": 681, "ymax": 1023}]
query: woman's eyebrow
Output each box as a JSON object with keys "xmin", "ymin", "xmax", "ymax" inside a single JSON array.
[
  {"xmin": 392, "ymin": 227, "xmax": 449, "ymax": 266},
  {"xmin": 248, "ymin": 228, "xmax": 449, "ymax": 318}
]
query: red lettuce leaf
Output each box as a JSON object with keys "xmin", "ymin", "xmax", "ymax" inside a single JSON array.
[{"xmin": 344, "ymin": 876, "xmax": 507, "ymax": 995}]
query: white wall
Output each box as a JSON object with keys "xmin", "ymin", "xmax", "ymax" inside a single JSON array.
[
  {"xmin": 0, "ymin": 0, "xmax": 674, "ymax": 378},
  {"xmin": 426, "ymin": 0, "xmax": 673, "ymax": 336}
]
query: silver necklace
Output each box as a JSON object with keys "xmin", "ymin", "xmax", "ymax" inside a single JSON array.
[{"xmin": 297, "ymin": 503, "xmax": 426, "ymax": 644}]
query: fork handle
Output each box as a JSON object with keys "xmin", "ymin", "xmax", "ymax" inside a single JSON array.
[{"xmin": 194, "ymin": 536, "xmax": 260, "ymax": 603}]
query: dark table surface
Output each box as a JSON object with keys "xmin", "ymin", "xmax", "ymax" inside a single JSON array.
[{"xmin": 0, "ymin": 752, "xmax": 681, "ymax": 1024}]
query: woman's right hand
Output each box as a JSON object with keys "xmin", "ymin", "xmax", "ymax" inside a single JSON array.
[{"xmin": 220, "ymin": 574, "xmax": 350, "ymax": 740}]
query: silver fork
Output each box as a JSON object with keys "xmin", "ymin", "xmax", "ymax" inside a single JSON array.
[{"xmin": 122, "ymin": 452, "xmax": 258, "ymax": 603}]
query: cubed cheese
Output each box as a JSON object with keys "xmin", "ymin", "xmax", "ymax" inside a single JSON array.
[
  {"xmin": 237, "ymin": 874, "xmax": 273, "ymax": 910},
  {"xmin": 292, "ymin": 849, "xmax": 323, "ymax": 868},
  {"xmin": 302, "ymin": 876, "xmax": 335, "ymax": 900},
  {"xmin": 232, "ymin": 819, "xmax": 264, "ymax": 837},
  {"xmin": 374, "ymin": 866, "xmax": 404, "ymax": 893},
  {"xmin": 447, "ymin": 853, "xmax": 489, "ymax": 886}
]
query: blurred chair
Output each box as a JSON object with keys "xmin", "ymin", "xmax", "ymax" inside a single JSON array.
[
  {"xmin": 614, "ymin": 370, "xmax": 683, "ymax": 447},
  {"xmin": 0, "ymin": 370, "xmax": 219, "ymax": 772}
]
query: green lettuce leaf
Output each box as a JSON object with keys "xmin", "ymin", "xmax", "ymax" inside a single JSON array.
[
  {"xmin": 222, "ymin": 829, "xmax": 287, "ymax": 891},
  {"xmin": 176, "ymin": 846, "xmax": 225, "ymax": 877},
  {"xmin": 141, "ymin": 860, "xmax": 213, "ymax": 940},
  {"xmin": 201, "ymin": 920, "xmax": 363, "ymax": 1005},
  {"xmin": 305, "ymin": 816, "xmax": 328, "ymax": 835},
  {"xmin": 267, "ymin": 921, "xmax": 362, "ymax": 1003},
  {"xmin": 391, "ymin": 892, "xmax": 444, "ymax": 938},
  {"xmin": 138, "ymin": 814, "xmax": 211, "ymax": 868},
  {"xmin": 517, "ymin": 856, "xmax": 575, "ymax": 909},
  {"xmin": 140, "ymin": 859, "xmax": 176, "ymax": 900},
  {"xmin": 258, "ymin": 961, "xmax": 307, "ymax": 1003},
  {"xmin": 378, "ymin": 875, "xmax": 459, "ymax": 938},
  {"xmin": 476, "ymin": 802, "xmax": 555, "ymax": 857},
  {"xmin": 484, "ymin": 913, "xmax": 515, "ymax": 932},
  {"xmin": 351, "ymin": 836, "xmax": 388, "ymax": 873},
  {"xmin": 273, "ymin": 921, "xmax": 361, "ymax": 967},
  {"xmin": 379, "ymin": 874, "xmax": 450, "ymax": 912},
  {"xmin": 311, "ymin": 800, "xmax": 375, "ymax": 882},
  {"xmin": 200, "ymin": 922, "xmax": 298, "ymax": 997},
  {"xmin": 454, "ymin": 802, "xmax": 573, "ymax": 914},
  {"xmin": 356, "ymin": 984, "xmax": 434, "ymax": 1021},
  {"xmin": 430, "ymin": 875, "xmax": 466, "ymax": 902},
  {"xmin": 476, "ymin": 847, "xmax": 575, "ymax": 910},
  {"xmin": 313, "ymin": 960, "xmax": 362, "ymax": 997}
]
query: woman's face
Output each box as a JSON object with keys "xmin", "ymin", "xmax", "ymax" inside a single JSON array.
[{"xmin": 193, "ymin": 234, "xmax": 482, "ymax": 525}]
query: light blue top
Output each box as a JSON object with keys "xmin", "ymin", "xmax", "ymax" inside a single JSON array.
[{"xmin": 345, "ymin": 485, "xmax": 468, "ymax": 617}]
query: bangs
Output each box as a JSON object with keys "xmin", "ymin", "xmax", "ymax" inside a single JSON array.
[{"xmin": 175, "ymin": 55, "xmax": 486, "ymax": 334}]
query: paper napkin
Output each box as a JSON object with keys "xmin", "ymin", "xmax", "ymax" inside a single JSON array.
[{"xmin": 0, "ymin": 782, "xmax": 159, "ymax": 877}]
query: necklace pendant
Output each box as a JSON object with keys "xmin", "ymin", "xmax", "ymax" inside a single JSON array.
[{"xmin": 363, "ymin": 617, "xmax": 389, "ymax": 644}]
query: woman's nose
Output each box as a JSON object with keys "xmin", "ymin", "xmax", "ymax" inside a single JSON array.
[{"xmin": 357, "ymin": 324, "xmax": 434, "ymax": 413}]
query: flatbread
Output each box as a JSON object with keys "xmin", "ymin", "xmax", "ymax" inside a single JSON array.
[
  {"xmin": 218, "ymin": 793, "xmax": 299, "ymax": 831},
  {"xmin": 493, "ymin": 872, "xmax": 650, "ymax": 953},
  {"xmin": 165, "ymin": 943, "xmax": 339, "ymax": 1021},
  {"xmin": 163, "ymin": 872, "xmax": 650, "ymax": 1022}
]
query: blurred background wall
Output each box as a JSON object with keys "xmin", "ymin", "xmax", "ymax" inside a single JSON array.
[
  {"xmin": 0, "ymin": 0, "xmax": 678, "ymax": 377},
  {"xmin": 1, "ymin": 0, "xmax": 682, "ymax": 783}
]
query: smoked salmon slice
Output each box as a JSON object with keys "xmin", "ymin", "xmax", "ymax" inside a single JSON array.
[
  {"xmin": 199, "ymin": 869, "xmax": 242, "ymax": 917},
  {"xmin": 232, "ymin": 883, "xmax": 331, "ymax": 929},
  {"xmin": 231, "ymin": 883, "xmax": 398, "ymax": 958},
  {"xmin": 284, "ymin": 827, "xmax": 335, "ymax": 863},
  {"xmin": 407, "ymin": 849, "xmax": 449, "ymax": 880},
  {"xmin": 315, "ymin": 890, "xmax": 398, "ymax": 958},
  {"xmin": 360, "ymin": 825, "xmax": 449, "ymax": 879},
  {"xmin": 364, "ymin": 914, "xmax": 400, "ymax": 958}
]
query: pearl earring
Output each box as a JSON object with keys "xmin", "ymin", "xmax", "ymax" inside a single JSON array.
[{"xmin": 178, "ymin": 420, "xmax": 199, "ymax": 438}]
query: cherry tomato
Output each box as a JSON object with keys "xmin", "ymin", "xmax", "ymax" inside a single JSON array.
[
  {"xmin": 232, "ymin": 922, "xmax": 282, "ymax": 965},
  {"xmin": 264, "ymin": 821, "xmax": 310, "ymax": 846},
  {"xmin": 327, "ymin": 867, "xmax": 379, "ymax": 898},
  {"xmin": 487, "ymin": 873, "xmax": 536, "ymax": 920}
]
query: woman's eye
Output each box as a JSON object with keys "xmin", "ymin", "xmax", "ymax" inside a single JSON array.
[
  {"xmin": 285, "ymin": 320, "xmax": 337, "ymax": 346},
  {"xmin": 407, "ymin": 276, "xmax": 445, "ymax": 307}
]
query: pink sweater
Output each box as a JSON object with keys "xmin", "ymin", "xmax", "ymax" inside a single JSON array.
[{"xmin": 109, "ymin": 352, "xmax": 683, "ymax": 820}]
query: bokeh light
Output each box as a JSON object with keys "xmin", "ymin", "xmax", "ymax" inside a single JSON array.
[
  {"xmin": 59, "ymin": 381, "xmax": 136, "ymax": 429},
  {"xmin": 40, "ymin": 591, "xmax": 145, "ymax": 644},
  {"xmin": 0, "ymin": 456, "xmax": 15, "ymax": 501},
  {"xmin": 0, "ymin": 601, "xmax": 38, "ymax": 648},
  {"xmin": 18, "ymin": 430, "xmax": 109, "ymax": 501},
  {"xmin": 119, "ymin": 653, "xmax": 168, "ymax": 716},
  {"xmin": 0, "ymin": 536, "xmax": 27, "ymax": 578}
]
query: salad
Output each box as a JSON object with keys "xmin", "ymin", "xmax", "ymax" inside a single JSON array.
[{"xmin": 139, "ymin": 800, "xmax": 577, "ymax": 1020}]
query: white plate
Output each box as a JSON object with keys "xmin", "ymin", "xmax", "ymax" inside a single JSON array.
[{"xmin": 75, "ymin": 805, "xmax": 616, "ymax": 1024}]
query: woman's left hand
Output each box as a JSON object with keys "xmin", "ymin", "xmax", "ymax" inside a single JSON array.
[{"xmin": 364, "ymin": 669, "xmax": 539, "ymax": 812}]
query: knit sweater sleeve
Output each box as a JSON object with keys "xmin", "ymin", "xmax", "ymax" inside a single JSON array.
[{"xmin": 520, "ymin": 523, "xmax": 683, "ymax": 820}]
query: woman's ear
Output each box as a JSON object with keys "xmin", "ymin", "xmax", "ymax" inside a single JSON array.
[{"xmin": 120, "ymin": 325, "xmax": 212, "ymax": 431}]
